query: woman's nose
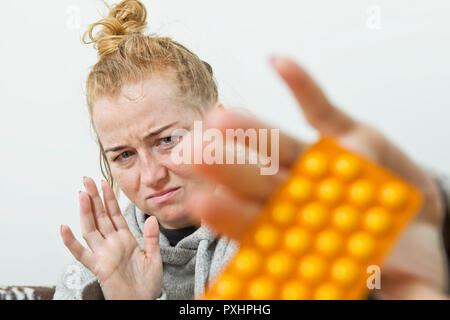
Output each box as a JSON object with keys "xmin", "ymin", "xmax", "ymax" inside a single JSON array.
[{"xmin": 140, "ymin": 154, "xmax": 168, "ymax": 188}]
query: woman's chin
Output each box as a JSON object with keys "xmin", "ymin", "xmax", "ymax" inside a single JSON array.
[{"xmin": 148, "ymin": 205, "xmax": 194, "ymax": 228}]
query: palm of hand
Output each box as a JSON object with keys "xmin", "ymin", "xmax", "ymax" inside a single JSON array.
[
  {"xmin": 61, "ymin": 178, "xmax": 163, "ymax": 300},
  {"xmin": 95, "ymin": 232, "xmax": 163, "ymax": 299}
]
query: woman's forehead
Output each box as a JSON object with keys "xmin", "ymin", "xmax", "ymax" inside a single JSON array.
[
  {"xmin": 94, "ymin": 76, "xmax": 177, "ymax": 114},
  {"xmin": 92, "ymin": 78, "xmax": 199, "ymax": 144}
]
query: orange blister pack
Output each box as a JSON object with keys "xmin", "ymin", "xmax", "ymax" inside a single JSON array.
[{"xmin": 202, "ymin": 137, "xmax": 422, "ymax": 300}]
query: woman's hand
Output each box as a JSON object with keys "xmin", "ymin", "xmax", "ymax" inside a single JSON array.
[
  {"xmin": 185, "ymin": 56, "xmax": 448, "ymax": 299},
  {"xmin": 60, "ymin": 177, "xmax": 162, "ymax": 300}
]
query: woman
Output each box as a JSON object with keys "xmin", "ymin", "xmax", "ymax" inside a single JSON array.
[{"xmin": 55, "ymin": 0, "xmax": 237, "ymax": 300}]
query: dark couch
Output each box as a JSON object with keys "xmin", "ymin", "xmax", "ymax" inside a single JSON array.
[{"xmin": 0, "ymin": 286, "xmax": 55, "ymax": 300}]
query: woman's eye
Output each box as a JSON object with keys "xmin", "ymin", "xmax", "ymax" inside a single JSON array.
[
  {"xmin": 114, "ymin": 150, "xmax": 134, "ymax": 162},
  {"xmin": 160, "ymin": 136, "xmax": 180, "ymax": 147}
]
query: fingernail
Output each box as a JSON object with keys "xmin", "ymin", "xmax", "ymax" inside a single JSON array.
[
  {"xmin": 269, "ymin": 55, "xmax": 285, "ymax": 68},
  {"xmin": 269, "ymin": 55, "xmax": 276, "ymax": 64},
  {"xmin": 269, "ymin": 55, "xmax": 279, "ymax": 66}
]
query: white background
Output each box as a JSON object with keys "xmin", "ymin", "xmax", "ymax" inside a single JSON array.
[{"xmin": 0, "ymin": 0, "xmax": 449, "ymax": 285}]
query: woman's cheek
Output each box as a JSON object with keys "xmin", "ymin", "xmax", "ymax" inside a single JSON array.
[
  {"xmin": 164, "ymin": 154, "xmax": 195, "ymax": 179},
  {"xmin": 113, "ymin": 166, "xmax": 141, "ymax": 197},
  {"xmin": 166, "ymin": 161, "xmax": 216, "ymax": 195}
]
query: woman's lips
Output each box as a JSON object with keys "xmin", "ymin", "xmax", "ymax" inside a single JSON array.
[{"xmin": 147, "ymin": 187, "xmax": 181, "ymax": 204}]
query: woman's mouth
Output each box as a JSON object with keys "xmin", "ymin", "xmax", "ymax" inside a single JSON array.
[{"xmin": 147, "ymin": 187, "xmax": 181, "ymax": 204}]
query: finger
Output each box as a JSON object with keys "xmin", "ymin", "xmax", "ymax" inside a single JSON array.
[
  {"xmin": 60, "ymin": 224, "xmax": 96, "ymax": 271},
  {"xmin": 382, "ymin": 222, "xmax": 448, "ymax": 290},
  {"xmin": 271, "ymin": 56, "xmax": 357, "ymax": 136},
  {"xmin": 204, "ymin": 108, "xmax": 306, "ymax": 168},
  {"xmin": 101, "ymin": 180, "xmax": 130, "ymax": 231},
  {"xmin": 83, "ymin": 176, "xmax": 115, "ymax": 236},
  {"xmin": 197, "ymin": 160, "xmax": 289, "ymax": 202},
  {"xmin": 79, "ymin": 191, "xmax": 104, "ymax": 250},
  {"xmin": 377, "ymin": 274, "xmax": 449, "ymax": 300},
  {"xmin": 186, "ymin": 187, "xmax": 261, "ymax": 240},
  {"xmin": 143, "ymin": 216, "xmax": 160, "ymax": 257}
]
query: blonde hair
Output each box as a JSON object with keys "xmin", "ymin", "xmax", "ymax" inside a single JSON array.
[{"xmin": 83, "ymin": 0, "xmax": 218, "ymax": 193}]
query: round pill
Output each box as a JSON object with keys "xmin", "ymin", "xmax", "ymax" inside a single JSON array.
[
  {"xmin": 298, "ymin": 255, "xmax": 326, "ymax": 283},
  {"xmin": 364, "ymin": 207, "xmax": 392, "ymax": 234},
  {"xmin": 314, "ymin": 283, "xmax": 341, "ymax": 300},
  {"xmin": 284, "ymin": 226, "xmax": 311, "ymax": 254},
  {"xmin": 248, "ymin": 277, "xmax": 276, "ymax": 300},
  {"xmin": 298, "ymin": 202, "xmax": 328, "ymax": 229},
  {"xmin": 316, "ymin": 230, "xmax": 343, "ymax": 257},
  {"xmin": 379, "ymin": 181, "xmax": 408, "ymax": 209},
  {"xmin": 302, "ymin": 152, "xmax": 328, "ymax": 178},
  {"xmin": 267, "ymin": 251, "xmax": 294, "ymax": 278},
  {"xmin": 349, "ymin": 180, "xmax": 375, "ymax": 207},
  {"xmin": 287, "ymin": 177, "xmax": 313, "ymax": 202},
  {"xmin": 216, "ymin": 274, "xmax": 241, "ymax": 299},
  {"xmin": 271, "ymin": 202, "xmax": 296, "ymax": 225},
  {"xmin": 317, "ymin": 178, "xmax": 344, "ymax": 204},
  {"xmin": 254, "ymin": 224, "xmax": 279, "ymax": 250},
  {"xmin": 331, "ymin": 257, "xmax": 360, "ymax": 285},
  {"xmin": 333, "ymin": 205, "xmax": 359, "ymax": 232},
  {"xmin": 347, "ymin": 232, "xmax": 376, "ymax": 260},
  {"xmin": 334, "ymin": 153, "xmax": 361, "ymax": 180},
  {"xmin": 281, "ymin": 281, "xmax": 310, "ymax": 300},
  {"xmin": 232, "ymin": 248, "xmax": 261, "ymax": 275}
]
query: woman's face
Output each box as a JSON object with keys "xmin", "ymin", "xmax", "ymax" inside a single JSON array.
[{"xmin": 92, "ymin": 75, "xmax": 210, "ymax": 229}]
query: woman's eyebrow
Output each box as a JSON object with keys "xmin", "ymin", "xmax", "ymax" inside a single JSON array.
[
  {"xmin": 104, "ymin": 122, "xmax": 179, "ymax": 154},
  {"xmin": 142, "ymin": 121, "xmax": 179, "ymax": 140},
  {"xmin": 105, "ymin": 145, "xmax": 126, "ymax": 154}
]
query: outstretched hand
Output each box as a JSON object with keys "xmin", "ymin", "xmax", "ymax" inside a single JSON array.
[{"xmin": 185, "ymin": 56, "xmax": 448, "ymax": 299}]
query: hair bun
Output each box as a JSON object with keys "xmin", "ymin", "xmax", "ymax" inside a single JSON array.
[{"xmin": 84, "ymin": 0, "xmax": 148, "ymax": 58}]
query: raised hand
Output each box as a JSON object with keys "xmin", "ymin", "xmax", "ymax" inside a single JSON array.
[
  {"xmin": 185, "ymin": 56, "xmax": 448, "ymax": 299},
  {"xmin": 60, "ymin": 177, "xmax": 162, "ymax": 300}
]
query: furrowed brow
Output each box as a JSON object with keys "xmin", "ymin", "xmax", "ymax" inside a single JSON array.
[
  {"xmin": 142, "ymin": 121, "xmax": 178, "ymax": 140},
  {"xmin": 104, "ymin": 122, "xmax": 179, "ymax": 154},
  {"xmin": 104, "ymin": 145, "xmax": 127, "ymax": 154}
]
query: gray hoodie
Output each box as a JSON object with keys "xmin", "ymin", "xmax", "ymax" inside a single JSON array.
[{"xmin": 53, "ymin": 202, "xmax": 239, "ymax": 300}]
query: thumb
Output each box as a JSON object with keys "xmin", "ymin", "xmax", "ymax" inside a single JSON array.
[
  {"xmin": 270, "ymin": 56, "xmax": 356, "ymax": 136},
  {"xmin": 143, "ymin": 215, "xmax": 160, "ymax": 257}
]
